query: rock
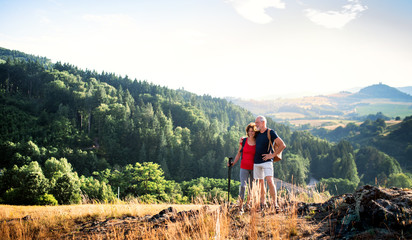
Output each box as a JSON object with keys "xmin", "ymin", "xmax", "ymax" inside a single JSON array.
[
  {"xmin": 298, "ymin": 185, "xmax": 412, "ymax": 239},
  {"xmin": 158, "ymin": 206, "xmax": 176, "ymax": 215}
]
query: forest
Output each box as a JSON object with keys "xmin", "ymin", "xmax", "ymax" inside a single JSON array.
[{"xmin": 0, "ymin": 47, "xmax": 411, "ymax": 205}]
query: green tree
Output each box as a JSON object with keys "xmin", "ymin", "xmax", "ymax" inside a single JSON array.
[
  {"xmin": 318, "ymin": 178, "xmax": 357, "ymax": 195},
  {"xmin": 100, "ymin": 162, "xmax": 183, "ymax": 203},
  {"xmin": 52, "ymin": 173, "xmax": 81, "ymax": 204},
  {"xmin": 278, "ymin": 153, "xmax": 309, "ymax": 186},
  {"xmin": 386, "ymin": 173, "xmax": 412, "ymax": 188},
  {"xmin": 0, "ymin": 162, "xmax": 49, "ymax": 205},
  {"xmin": 34, "ymin": 193, "xmax": 58, "ymax": 205},
  {"xmin": 44, "ymin": 157, "xmax": 81, "ymax": 204},
  {"xmin": 355, "ymin": 146, "xmax": 402, "ymax": 185},
  {"xmin": 80, "ymin": 176, "xmax": 116, "ymax": 202}
]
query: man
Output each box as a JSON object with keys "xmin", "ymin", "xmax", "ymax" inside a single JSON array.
[{"xmin": 254, "ymin": 115, "xmax": 286, "ymax": 211}]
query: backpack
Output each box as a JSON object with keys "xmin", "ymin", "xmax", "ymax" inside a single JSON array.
[{"xmin": 267, "ymin": 128, "xmax": 282, "ymax": 162}]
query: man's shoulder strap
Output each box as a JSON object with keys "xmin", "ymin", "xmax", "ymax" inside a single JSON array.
[
  {"xmin": 267, "ymin": 128, "xmax": 283, "ymax": 162},
  {"xmin": 267, "ymin": 128, "xmax": 273, "ymax": 152}
]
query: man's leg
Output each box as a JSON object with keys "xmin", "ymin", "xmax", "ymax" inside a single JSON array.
[
  {"xmin": 265, "ymin": 176, "xmax": 278, "ymax": 207},
  {"xmin": 259, "ymin": 179, "xmax": 265, "ymax": 205},
  {"xmin": 253, "ymin": 164, "xmax": 266, "ymax": 210},
  {"xmin": 262, "ymin": 162, "xmax": 275, "ymax": 209}
]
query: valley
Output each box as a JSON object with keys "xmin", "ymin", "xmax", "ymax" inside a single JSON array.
[{"xmin": 229, "ymin": 83, "xmax": 412, "ymax": 125}]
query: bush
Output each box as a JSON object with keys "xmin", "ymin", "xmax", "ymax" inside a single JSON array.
[
  {"xmin": 387, "ymin": 173, "xmax": 412, "ymax": 188},
  {"xmin": 318, "ymin": 178, "xmax": 358, "ymax": 195},
  {"xmin": 3, "ymin": 188, "xmax": 18, "ymax": 204},
  {"xmin": 138, "ymin": 194, "xmax": 158, "ymax": 204},
  {"xmin": 35, "ymin": 193, "xmax": 58, "ymax": 206},
  {"xmin": 209, "ymin": 187, "xmax": 227, "ymax": 203},
  {"xmin": 80, "ymin": 176, "xmax": 116, "ymax": 202}
]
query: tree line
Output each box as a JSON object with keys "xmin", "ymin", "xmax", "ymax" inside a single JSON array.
[{"xmin": 0, "ymin": 47, "xmax": 411, "ymax": 205}]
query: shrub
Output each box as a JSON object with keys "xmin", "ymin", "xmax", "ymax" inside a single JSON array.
[
  {"xmin": 387, "ymin": 173, "xmax": 412, "ymax": 188},
  {"xmin": 318, "ymin": 178, "xmax": 358, "ymax": 195},
  {"xmin": 35, "ymin": 193, "xmax": 58, "ymax": 206},
  {"xmin": 3, "ymin": 188, "xmax": 18, "ymax": 204}
]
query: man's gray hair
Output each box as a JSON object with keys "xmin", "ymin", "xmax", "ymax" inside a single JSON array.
[{"xmin": 256, "ymin": 115, "xmax": 267, "ymax": 123}]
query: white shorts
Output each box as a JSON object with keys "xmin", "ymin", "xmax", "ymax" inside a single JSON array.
[{"xmin": 253, "ymin": 161, "xmax": 273, "ymax": 179}]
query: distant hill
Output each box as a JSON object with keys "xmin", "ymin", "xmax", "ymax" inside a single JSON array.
[
  {"xmin": 229, "ymin": 83, "xmax": 412, "ymax": 121},
  {"xmin": 398, "ymin": 86, "xmax": 412, "ymax": 96},
  {"xmin": 0, "ymin": 47, "xmax": 51, "ymax": 67},
  {"xmin": 351, "ymin": 83, "xmax": 412, "ymax": 101}
]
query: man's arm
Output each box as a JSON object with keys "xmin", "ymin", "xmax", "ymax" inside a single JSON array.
[
  {"xmin": 262, "ymin": 136, "xmax": 286, "ymax": 161},
  {"xmin": 272, "ymin": 137, "xmax": 286, "ymax": 157}
]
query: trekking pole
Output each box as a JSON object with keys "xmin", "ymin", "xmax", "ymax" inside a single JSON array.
[{"xmin": 227, "ymin": 157, "xmax": 234, "ymax": 204}]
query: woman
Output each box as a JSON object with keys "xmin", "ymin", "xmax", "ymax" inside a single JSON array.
[{"xmin": 229, "ymin": 122, "xmax": 257, "ymax": 211}]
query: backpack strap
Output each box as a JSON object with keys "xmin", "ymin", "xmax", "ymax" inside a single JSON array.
[
  {"xmin": 240, "ymin": 137, "xmax": 247, "ymax": 153},
  {"xmin": 267, "ymin": 128, "xmax": 273, "ymax": 153},
  {"xmin": 267, "ymin": 128, "xmax": 282, "ymax": 161}
]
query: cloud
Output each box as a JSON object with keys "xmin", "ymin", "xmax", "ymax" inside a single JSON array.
[
  {"xmin": 226, "ymin": 0, "xmax": 286, "ymax": 24},
  {"xmin": 304, "ymin": 0, "xmax": 368, "ymax": 29}
]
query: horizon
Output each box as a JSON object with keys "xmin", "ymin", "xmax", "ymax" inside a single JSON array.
[
  {"xmin": 1, "ymin": 0, "xmax": 412, "ymax": 99},
  {"xmin": 231, "ymin": 83, "xmax": 412, "ymax": 100},
  {"xmin": 2, "ymin": 45, "xmax": 410, "ymax": 100}
]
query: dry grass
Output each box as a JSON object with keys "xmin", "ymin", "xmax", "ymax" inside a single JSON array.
[
  {"xmin": 0, "ymin": 185, "xmax": 328, "ymax": 239},
  {"xmin": 0, "ymin": 203, "xmax": 212, "ymax": 220},
  {"xmin": 0, "ymin": 203, "xmax": 217, "ymax": 239}
]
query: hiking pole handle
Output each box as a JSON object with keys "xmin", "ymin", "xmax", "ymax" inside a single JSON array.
[{"xmin": 228, "ymin": 157, "xmax": 234, "ymax": 167}]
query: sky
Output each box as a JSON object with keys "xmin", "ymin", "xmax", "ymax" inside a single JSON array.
[{"xmin": 1, "ymin": 0, "xmax": 411, "ymax": 99}]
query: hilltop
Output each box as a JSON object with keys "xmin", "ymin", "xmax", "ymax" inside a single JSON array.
[
  {"xmin": 352, "ymin": 83, "xmax": 412, "ymax": 101},
  {"xmin": 398, "ymin": 86, "xmax": 412, "ymax": 95},
  {"xmin": 229, "ymin": 83, "xmax": 412, "ymax": 121}
]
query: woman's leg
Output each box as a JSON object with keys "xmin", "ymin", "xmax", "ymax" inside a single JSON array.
[
  {"xmin": 246, "ymin": 170, "xmax": 254, "ymax": 206},
  {"xmin": 238, "ymin": 168, "xmax": 249, "ymax": 207}
]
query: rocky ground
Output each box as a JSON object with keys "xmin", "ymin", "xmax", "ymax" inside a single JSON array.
[
  {"xmin": 297, "ymin": 185, "xmax": 412, "ymax": 239},
  {"xmin": 68, "ymin": 185, "xmax": 412, "ymax": 239}
]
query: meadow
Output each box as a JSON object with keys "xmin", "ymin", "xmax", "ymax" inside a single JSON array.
[
  {"xmin": 285, "ymin": 119, "xmax": 402, "ymax": 131},
  {"xmin": 354, "ymin": 103, "xmax": 412, "ymax": 119},
  {"xmin": 0, "ymin": 186, "xmax": 328, "ymax": 239}
]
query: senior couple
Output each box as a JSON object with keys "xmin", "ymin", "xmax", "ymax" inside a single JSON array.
[{"xmin": 229, "ymin": 115, "xmax": 286, "ymax": 212}]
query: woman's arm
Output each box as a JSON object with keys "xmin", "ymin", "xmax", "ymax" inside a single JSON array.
[{"xmin": 228, "ymin": 138, "xmax": 243, "ymax": 166}]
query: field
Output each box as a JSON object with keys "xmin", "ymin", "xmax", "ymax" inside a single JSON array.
[
  {"xmin": 284, "ymin": 119, "xmax": 402, "ymax": 131},
  {"xmin": 230, "ymin": 88, "xmax": 412, "ymax": 122},
  {"xmin": 355, "ymin": 103, "xmax": 412, "ymax": 118},
  {"xmin": 285, "ymin": 119, "xmax": 357, "ymax": 130},
  {"xmin": 0, "ymin": 187, "xmax": 328, "ymax": 240},
  {"xmin": 1, "ymin": 185, "xmax": 410, "ymax": 239}
]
